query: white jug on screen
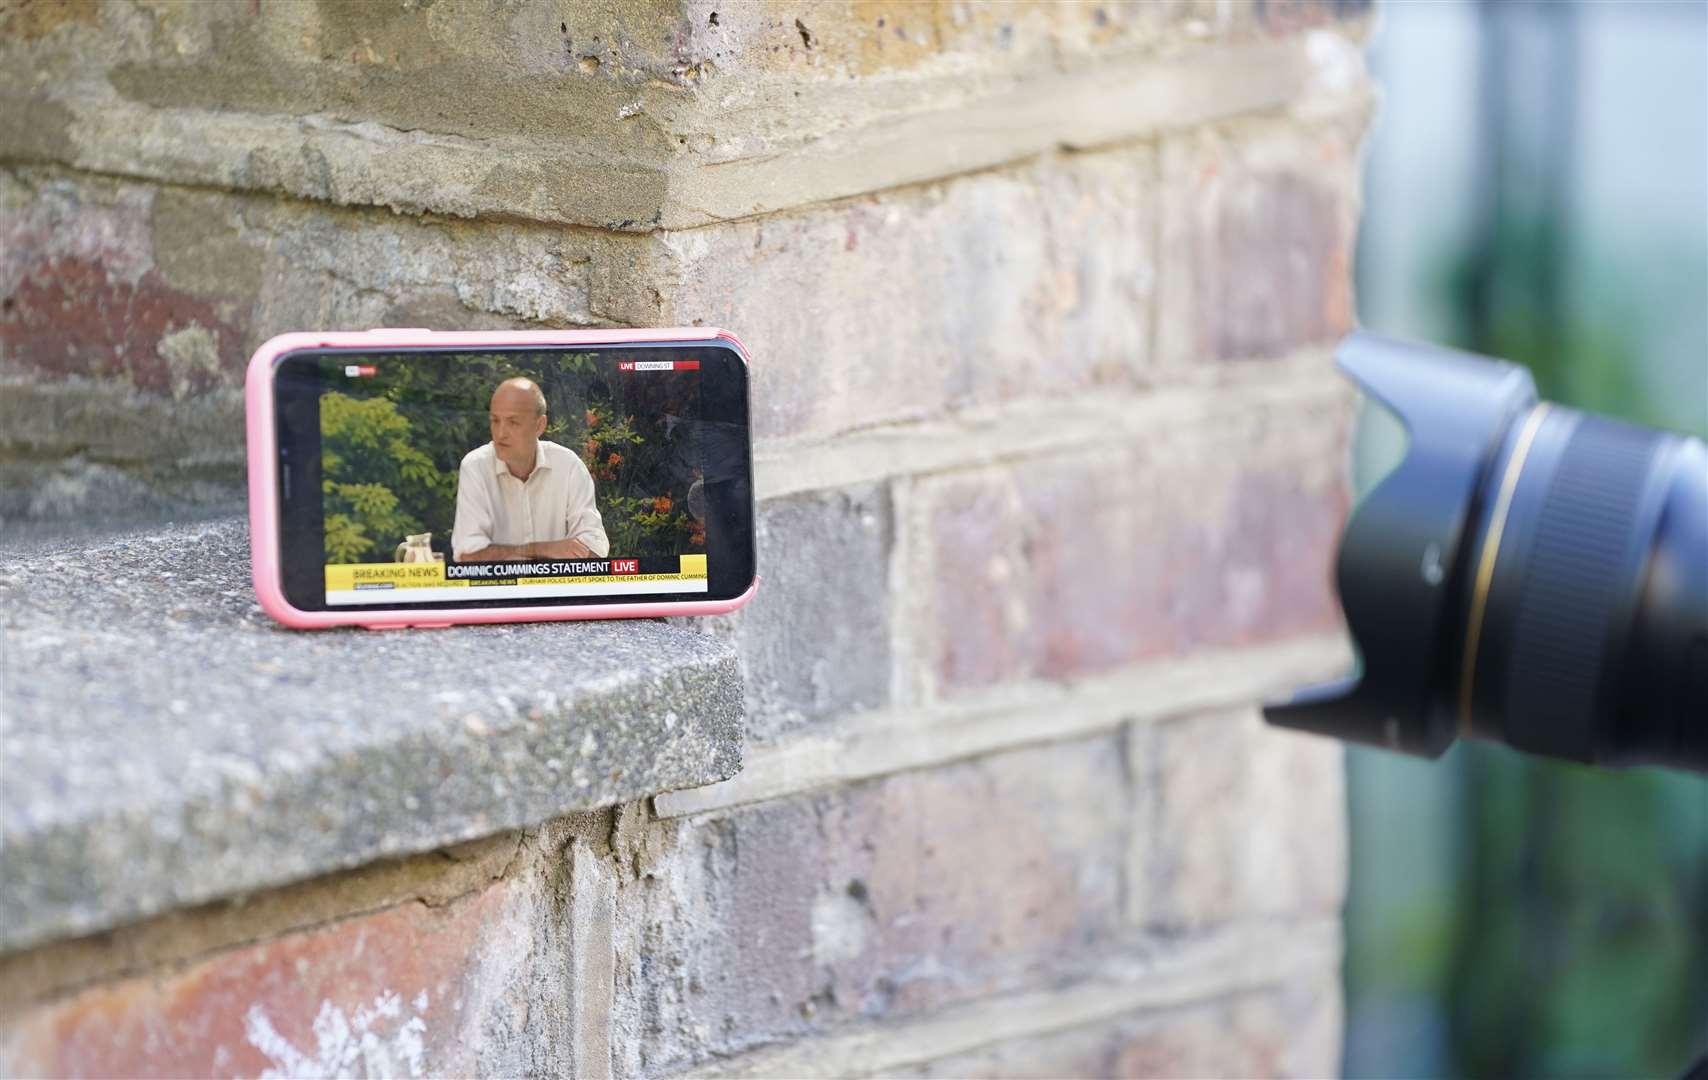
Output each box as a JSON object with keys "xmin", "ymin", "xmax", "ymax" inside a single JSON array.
[{"xmin": 394, "ymin": 533, "xmax": 440, "ymax": 564}]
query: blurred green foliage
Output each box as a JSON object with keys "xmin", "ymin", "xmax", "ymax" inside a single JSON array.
[
  {"xmin": 1399, "ymin": 212, "xmax": 1708, "ymax": 1080},
  {"xmin": 319, "ymin": 352, "xmax": 704, "ymax": 563},
  {"xmin": 1440, "ymin": 213, "xmax": 1701, "ymax": 436},
  {"xmin": 1443, "ymin": 750, "xmax": 1706, "ymax": 1078}
]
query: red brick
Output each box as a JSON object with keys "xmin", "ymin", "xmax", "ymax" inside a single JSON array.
[
  {"xmin": 614, "ymin": 735, "xmax": 1130, "ymax": 1074},
  {"xmin": 733, "ymin": 484, "xmax": 896, "ymax": 743},
  {"xmin": 0, "ymin": 880, "xmax": 540, "ymax": 1079},
  {"xmin": 0, "ymin": 178, "xmax": 244, "ymax": 399},
  {"xmin": 663, "ymin": 148, "xmax": 1154, "ymax": 442},
  {"xmin": 921, "ymin": 418, "xmax": 1348, "ymax": 694},
  {"xmin": 1157, "ymin": 122, "xmax": 1359, "ymax": 365},
  {"xmin": 1129, "ymin": 708, "xmax": 1347, "ymax": 931},
  {"xmin": 1259, "ymin": 0, "xmax": 1374, "ymax": 35},
  {"xmin": 0, "ymin": 171, "xmax": 612, "ymax": 520},
  {"xmin": 898, "ymin": 974, "xmax": 1341, "ymax": 1079}
]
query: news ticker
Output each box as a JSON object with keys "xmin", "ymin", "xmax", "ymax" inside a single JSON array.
[
  {"xmin": 324, "ymin": 554, "xmax": 708, "ymax": 605},
  {"xmin": 345, "ymin": 359, "xmax": 699, "ymax": 378}
]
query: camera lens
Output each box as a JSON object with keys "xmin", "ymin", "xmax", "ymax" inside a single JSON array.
[{"xmin": 1266, "ymin": 333, "xmax": 1707, "ymax": 772}]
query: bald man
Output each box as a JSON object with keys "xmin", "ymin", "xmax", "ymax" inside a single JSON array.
[{"xmin": 451, "ymin": 377, "xmax": 610, "ymax": 562}]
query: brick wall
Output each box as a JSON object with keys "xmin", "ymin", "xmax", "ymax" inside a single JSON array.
[{"xmin": 0, "ymin": 1, "xmax": 1370, "ymax": 1075}]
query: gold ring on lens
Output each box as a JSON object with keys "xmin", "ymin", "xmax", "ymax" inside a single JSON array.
[{"xmin": 1459, "ymin": 403, "xmax": 1551, "ymax": 734}]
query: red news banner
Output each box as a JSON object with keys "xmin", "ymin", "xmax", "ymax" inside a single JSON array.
[{"xmin": 444, "ymin": 556, "xmax": 677, "ymax": 582}]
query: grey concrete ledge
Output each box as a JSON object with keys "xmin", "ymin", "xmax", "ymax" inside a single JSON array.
[
  {"xmin": 1, "ymin": 32, "xmax": 1365, "ymax": 230},
  {"xmin": 0, "ymin": 518, "xmax": 743, "ymax": 953}
]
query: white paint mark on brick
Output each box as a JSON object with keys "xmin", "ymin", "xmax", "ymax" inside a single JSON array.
[
  {"xmin": 810, "ymin": 887, "xmax": 870, "ymax": 966},
  {"xmin": 156, "ymin": 323, "xmax": 222, "ymax": 400},
  {"xmin": 244, "ymin": 989, "xmax": 429, "ymax": 1079}
]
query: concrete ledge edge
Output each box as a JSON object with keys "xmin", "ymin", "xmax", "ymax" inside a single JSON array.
[{"xmin": 0, "ymin": 519, "xmax": 746, "ymax": 954}]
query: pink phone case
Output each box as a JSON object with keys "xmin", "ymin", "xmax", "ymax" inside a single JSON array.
[{"xmin": 246, "ymin": 327, "xmax": 759, "ymax": 630}]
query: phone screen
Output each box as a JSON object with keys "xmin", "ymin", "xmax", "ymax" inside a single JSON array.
[{"xmin": 270, "ymin": 343, "xmax": 754, "ymax": 612}]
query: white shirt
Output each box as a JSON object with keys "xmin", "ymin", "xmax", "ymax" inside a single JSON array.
[{"xmin": 451, "ymin": 440, "xmax": 609, "ymax": 559}]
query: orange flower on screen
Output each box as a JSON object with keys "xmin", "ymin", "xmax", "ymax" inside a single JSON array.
[
  {"xmin": 584, "ymin": 438, "xmax": 600, "ymax": 455},
  {"xmin": 607, "ymin": 452, "xmax": 623, "ymax": 466},
  {"xmin": 653, "ymin": 495, "xmax": 672, "ymax": 514},
  {"xmin": 585, "ymin": 409, "xmax": 599, "ymax": 428}
]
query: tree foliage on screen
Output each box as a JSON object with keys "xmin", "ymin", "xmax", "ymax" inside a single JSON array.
[
  {"xmin": 320, "ymin": 394, "xmax": 450, "ymax": 563},
  {"xmin": 319, "ymin": 352, "xmax": 703, "ymax": 564}
]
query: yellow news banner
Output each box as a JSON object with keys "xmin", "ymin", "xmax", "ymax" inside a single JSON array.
[{"xmin": 326, "ymin": 554, "xmax": 708, "ymax": 591}]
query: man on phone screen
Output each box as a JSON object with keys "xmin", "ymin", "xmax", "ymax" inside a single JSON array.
[{"xmin": 451, "ymin": 377, "xmax": 611, "ymax": 561}]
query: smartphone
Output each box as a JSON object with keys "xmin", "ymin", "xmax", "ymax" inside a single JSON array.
[{"xmin": 245, "ymin": 328, "xmax": 757, "ymax": 629}]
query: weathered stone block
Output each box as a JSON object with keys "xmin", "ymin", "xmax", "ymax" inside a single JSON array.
[
  {"xmin": 1129, "ymin": 707, "xmax": 1347, "ymax": 931},
  {"xmin": 0, "ymin": 166, "xmax": 664, "ymax": 522},
  {"xmin": 610, "ymin": 735, "xmax": 1130, "ymax": 1075},
  {"xmin": 0, "ymin": 877, "xmax": 549, "ymax": 1078},
  {"xmin": 2, "ymin": 37, "xmax": 1368, "ymax": 517},
  {"xmin": 0, "ymin": 164, "xmax": 638, "ymax": 384},
  {"xmin": 677, "ymin": 0, "xmax": 1359, "ymax": 82},
  {"xmin": 0, "ymin": 169, "xmax": 247, "ymax": 398},
  {"xmin": 0, "ymin": 2, "xmax": 1368, "ymax": 228},
  {"xmin": 912, "ymin": 389, "xmax": 1349, "ymax": 695},
  {"xmin": 4, "ymin": 142, "xmax": 1122, "ymax": 517}
]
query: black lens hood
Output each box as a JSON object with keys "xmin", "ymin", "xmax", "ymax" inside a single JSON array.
[{"xmin": 1266, "ymin": 332, "xmax": 1538, "ymax": 756}]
